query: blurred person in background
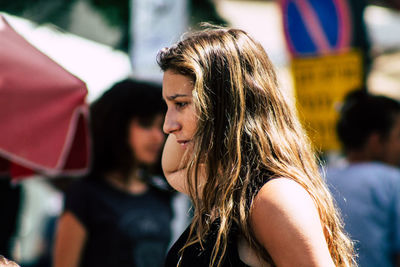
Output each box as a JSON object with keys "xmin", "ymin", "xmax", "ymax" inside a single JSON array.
[
  {"xmin": 53, "ymin": 79, "xmax": 174, "ymax": 267},
  {"xmin": 325, "ymin": 89, "xmax": 400, "ymax": 267}
]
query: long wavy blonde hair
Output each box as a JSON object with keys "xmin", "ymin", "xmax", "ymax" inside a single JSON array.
[{"xmin": 157, "ymin": 26, "xmax": 356, "ymax": 267}]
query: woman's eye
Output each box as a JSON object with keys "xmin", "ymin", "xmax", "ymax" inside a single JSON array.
[{"xmin": 175, "ymin": 102, "xmax": 188, "ymax": 109}]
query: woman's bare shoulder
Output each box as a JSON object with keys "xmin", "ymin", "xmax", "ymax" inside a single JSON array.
[
  {"xmin": 250, "ymin": 177, "xmax": 319, "ymax": 235},
  {"xmin": 253, "ymin": 178, "xmax": 312, "ymax": 209},
  {"xmin": 249, "ymin": 178, "xmax": 334, "ymax": 267}
]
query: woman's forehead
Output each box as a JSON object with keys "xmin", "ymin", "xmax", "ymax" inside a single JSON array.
[{"xmin": 162, "ymin": 70, "xmax": 194, "ymax": 98}]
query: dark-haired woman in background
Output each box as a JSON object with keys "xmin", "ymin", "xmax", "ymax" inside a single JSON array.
[{"xmin": 53, "ymin": 79, "xmax": 173, "ymax": 267}]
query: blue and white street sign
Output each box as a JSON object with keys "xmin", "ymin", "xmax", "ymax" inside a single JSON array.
[{"xmin": 281, "ymin": 0, "xmax": 352, "ymax": 56}]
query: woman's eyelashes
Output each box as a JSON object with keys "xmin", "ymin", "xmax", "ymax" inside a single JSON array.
[{"xmin": 175, "ymin": 101, "xmax": 188, "ymax": 109}]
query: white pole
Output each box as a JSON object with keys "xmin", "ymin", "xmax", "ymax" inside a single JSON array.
[{"xmin": 130, "ymin": 0, "xmax": 188, "ymax": 83}]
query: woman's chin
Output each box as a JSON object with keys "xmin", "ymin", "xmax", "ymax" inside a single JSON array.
[{"xmin": 166, "ymin": 177, "xmax": 189, "ymax": 195}]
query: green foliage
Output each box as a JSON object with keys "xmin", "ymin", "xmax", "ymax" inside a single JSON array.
[
  {"xmin": 87, "ymin": 0, "xmax": 129, "ymax": 27},
  {"xmin": 86, "ymin": 0, "xmax": 227, "ymax": 28},
  {"xmin": 190, "ymin": 0, "xmax": 227, "ymax": 27},
  {"xmin": 0, "ymin": 0, "xmax": 34, "ymax": 15},
  {"xmin": 0, "ymin": 0, "xmax": 77, "ymax": 28},
  {"xmin": 0, "ymin": 0, "xmax": 227, "ymax": 51},
  {"xmin": 86, "ymin": 0, "xmax": 227, "ymax": 50}
]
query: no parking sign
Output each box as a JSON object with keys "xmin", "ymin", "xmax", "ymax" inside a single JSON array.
[
  {"xmin": 281, "ymin": 0, "xmax": 363, "ymax": 151},
  {"xmin": 281, "ymin": 0, "xmax": 352, "ymax": 56}
]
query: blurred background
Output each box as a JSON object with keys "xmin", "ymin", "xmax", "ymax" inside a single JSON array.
[{"xmin": 0, "ymin": 0, "xmax": 400, "ymax": 266}]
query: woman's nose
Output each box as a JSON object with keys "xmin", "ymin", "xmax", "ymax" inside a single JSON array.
[{"xmin": 163, "ymin": 111, "xmax": 180, "ymax": 134}]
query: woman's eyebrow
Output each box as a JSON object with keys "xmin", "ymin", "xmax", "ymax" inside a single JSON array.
[{"xmin": 166, "ymin": 94, "xmax": 190, "ymax": 101}]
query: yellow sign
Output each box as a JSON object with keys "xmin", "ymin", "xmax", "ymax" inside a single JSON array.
[{"xmin": 291, "ymin": 50, "xmax": 362, "ymax": 151}]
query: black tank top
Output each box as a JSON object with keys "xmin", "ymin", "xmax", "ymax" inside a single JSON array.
[
  {"xmin": 165, "ymin": 174, "xmax": 274, "ymax": 267},
  {"xmin": 164, "ymin": 220, "xmax": 249, "ymax": 267}
]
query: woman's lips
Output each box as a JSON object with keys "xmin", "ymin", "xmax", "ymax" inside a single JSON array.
[{"xmin": 177, "ymin": 140, "xmax": 191, "ymax": 148}]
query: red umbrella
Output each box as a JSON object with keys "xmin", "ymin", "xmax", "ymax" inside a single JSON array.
[{"xmin": 0, "ymin": 15, "xmax": 90, "ymax": 180}]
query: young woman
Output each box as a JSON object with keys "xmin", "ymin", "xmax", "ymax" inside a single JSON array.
[
  {"xmin": 158, "ymin": 27, "xmax": 356, "ymax": 267},
  {"xmin": 53, "ymin": 79, "xmax": 173, "ymax": 267}
]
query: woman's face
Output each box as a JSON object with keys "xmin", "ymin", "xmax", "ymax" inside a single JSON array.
[
  {"xmin": 128, "ymin": 114, "xmax": 165, "ymax": 165},
  {"xmin": 162, "ymin": 70, "xmax": 198, "ymax": 148}
]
